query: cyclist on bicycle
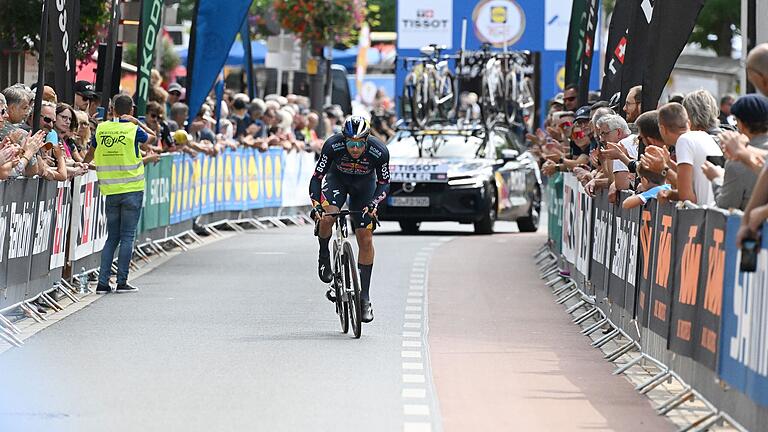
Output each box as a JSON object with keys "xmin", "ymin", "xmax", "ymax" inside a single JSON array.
[{"xmin": 309, "ymin": 116, "xmax": 390, "ymax": 323}]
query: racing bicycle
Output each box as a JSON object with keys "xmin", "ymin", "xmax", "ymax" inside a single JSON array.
[
  {"xmin": 400, "ymin": 44, "xmax": 456, "ymax": 127},
  {"xmin": 314, "ymin": 210, "xmax": 364, "ymax": 338}
]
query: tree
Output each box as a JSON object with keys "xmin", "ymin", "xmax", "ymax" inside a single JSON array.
[
  {"xmin": 367, "ymin": 0, "xmax": 395, "ymax": 32},
  {"xmin": 0, "ymin": 0, "xmax": 110, "ymax": 60},
  {"xmin": 689, "ymin": 0, "xmax": 740, "ymax": 57}
]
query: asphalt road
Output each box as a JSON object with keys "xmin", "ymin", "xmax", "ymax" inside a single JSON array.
[{"xmin": 0, "ymin": 221, "xmax": 673, "ymax": 431}]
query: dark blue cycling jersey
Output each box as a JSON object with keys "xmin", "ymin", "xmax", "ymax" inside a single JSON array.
[{"xmin": 309, "ymin": 133, "xmax": 390, "ymax": 208}]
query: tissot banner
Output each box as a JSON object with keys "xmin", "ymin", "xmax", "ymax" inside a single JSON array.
[
  {"xmin": 396, "ymin": 0, "xmax": 453, "ymax": 49},
  {"xmin": 48, "ymin": 0, "xmax": 79, "ymax": 104}
]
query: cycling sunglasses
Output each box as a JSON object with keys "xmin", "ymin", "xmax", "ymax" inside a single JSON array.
[{"xmin": 346, "ymin": 138, "xmax": 366, "ymax": 149}]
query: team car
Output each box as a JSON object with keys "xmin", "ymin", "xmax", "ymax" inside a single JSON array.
[{"xmin": 377, "ymin": 124, "xmax": 541, "ymax": 234}]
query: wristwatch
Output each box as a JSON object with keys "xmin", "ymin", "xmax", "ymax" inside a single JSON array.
[{"xmin": 660, "ymin": 166, "xmax": 669, "ymax": 178}]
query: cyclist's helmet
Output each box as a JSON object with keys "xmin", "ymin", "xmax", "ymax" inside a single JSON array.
[{"xmin": 342, "ymin": 116, "xmax": 370, "ymax": 140}]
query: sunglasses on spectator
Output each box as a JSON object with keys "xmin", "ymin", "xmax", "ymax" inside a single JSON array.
[
  {"xmin": 564, "ymin": 96, "xmax": 577, "ymax": 102},
  {"xmin": 42, "ymin": 116, "xmax": 54, "ymax": 124},
  {"xmin": 169, "ymin": 91, "xmax": 181, "ymax": 96},
  {"xmin": 346, "ymin": 138, "xmax": 366, "ymax": 148}
]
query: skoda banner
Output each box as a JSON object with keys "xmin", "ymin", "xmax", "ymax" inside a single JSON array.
[{"xmin": 136, "ymin": 0, "xmax": 164, "ymax": 116}]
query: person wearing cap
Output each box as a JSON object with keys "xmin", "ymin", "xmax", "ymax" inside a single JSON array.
[
  {"xmin": 167, "ymin": 82, "xmax": 183, "ymax": 103},
  {"xmin": 74, "ymin": 80, "xmax": 97, "ymax": 112},
  {"xmin": 700, "ymin": 94, "xmax": 768, "ymax": 211},
  {"xmin": 83, "ymin": 94, "xmax": 157, "ymax": 294}
]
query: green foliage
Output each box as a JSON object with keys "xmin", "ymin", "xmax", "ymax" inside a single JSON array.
[
  {"xmin": 0, "ymin": 0, "xmax": 110, "ymax": 60},
  {"xmin": 689, "ymin": 0, "xmax": 740, "ymax": 57},
  {"xmin": 122, "ymin": 37, "xmax": 181, "ymax": 74},
  {"xmin": 367, "ymin": 0, "xmax": 395, "ymax": 31}
]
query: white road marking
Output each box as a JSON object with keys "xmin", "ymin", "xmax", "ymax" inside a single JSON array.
[
  {"xmin": 402, "ymin": 362, "xmax": 424, "ymax": 370},
  {"xmin": 409, "ymin": 285, "xmax": 424, "ymax": 290},
  {"xmin": 403, "ymin": 422, "xmax": 432, "ymax": 432},
  {"xmin": 401, "ymin": 351, "xmax": 422, "ymax": 358},
  {"xmin": 403, "ymin": 340, "xmax": 423, "ymax": 348},
  {"xmin": 404, "ymin": 313, "xmax": 422, "ymax": 320},
  {"xmin": 402, "ymin": 388, "xmax": 427, "ymax": 398},
  {"xmin": 403, "ymin": 374, "xmax": 426, "ymax": 383},
  {"xmin": 403, "ymin": 404, "xmax": 430, "ymax": 416},
  {"xmin": 403, "ymin": 331, "xmax": 421, "ymax": 338},
  {"xmin": 405, "ymin": 306, "xmax": 422, "ymax": 312},
  {"xmin": 408, "ymin": 292, "xmax": 424, "ymax": 297},
  {"xmin": 406, "ymin": 298, "xmax": 422, "ymax": 304}
]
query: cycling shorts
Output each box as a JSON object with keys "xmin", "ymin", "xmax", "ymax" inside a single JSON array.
[{"xmin": 321, "ymin": 170, "xmax": 377, "ymax": 230}]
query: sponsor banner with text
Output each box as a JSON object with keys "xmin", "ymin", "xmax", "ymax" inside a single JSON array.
[
  {"xmin": 718, "ymin": 215, "xmax": 768, "ymax": 406},
  {"xmin": 1, "ymin": 179, "xmax": 39, "ymax": 309},
  {"xmin": 636, "ymin": 199, "xmax": 658, "ymax": 328},
  {"xmin": 669, "ymin": 208, "xmax": 707, "ymax": 357},
  {"xmin": 647, "ymin": 200, "xmax": 675, "ymax": 337}
]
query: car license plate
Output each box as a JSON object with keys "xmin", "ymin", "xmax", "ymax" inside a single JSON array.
[{"xmin": 389, "ymin": 196, "xmax": 430, "ymax": 207}]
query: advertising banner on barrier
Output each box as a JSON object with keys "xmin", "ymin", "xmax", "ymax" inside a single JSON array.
[
  {"xmin": 50, "ymin": 181, "xmax": 72, "ymax": 270},
  {"xmin": 637, "ymin": 199, "xmax": 658, "ymax": 328},
  {"xmin": 547, "ymin": 173, "xmax": 563, "ymax": 254},
  {"xmin": 694, "ymin": 210, "xmax": 726, "ymax": 370},
  {"xmin": 28, "ymin": 180, "xmax": 57, "ymax": 283},
  {"xmin": 2, "ymin": 178, "xmax": 39, "ymax": 308},
  {"xmin": 247, "ymin": 149, "xmax": 265, "ymax": 210},
  {"xmin": 590, "ymin": 190, "xmax": 611, "ymax": 300},
  {"xmin": 718, "ymin": 215, "xmax": 768, "ymax": 406},
  {"xmin": 608, "ymin": 196, "xmax": 627, "ymax": 308},
  {"xmin": 69, "ymin": 172, "xmax": 108, "ymax": 262},
  {"xmin": 201, "ymin": 153, "xmax": 217, "ymax": 215},
  {"xmin": 575, "ymin": 182, "xmax": 593, "ymax": 281},
  {"xmin": 619, "ymin": 195, "xmax": 640, "ymax": 315},
  {"xmin": 263, "ymin": 148, "xmax": 284, "ymax": 209},
  {"xmin": 648, "ymin": 201, "xmax": 675, "ymax": 337},
  {"xmin": 282, "ymin": 151, "xmax": 315, "ymax": 208},
  {"xmin": 0, "ymin": 181, "xmax": 6, "ymax": 293},
  {"xmin": 141, "ymin": 157, "xmax": 171, "ymax": 232},
  {"xmin": 170, "ymin": 153, "xmax": 184, "ymax": 225},
  {"xmin": 562, "ymin": 174, "xmax": 578, "ymax": 264},
  {"xmin": 669, "ymin": 208, "xmax": 707, "ymax": 358}
]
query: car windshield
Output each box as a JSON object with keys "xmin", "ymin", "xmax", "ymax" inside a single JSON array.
[{"xmin": 388, "ymin": 133, "xmax": 485, "ymax": 159}]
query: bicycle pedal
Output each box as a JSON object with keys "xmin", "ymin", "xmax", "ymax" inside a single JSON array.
[{"xmin": 325, "ymin": 288, "xmax": 337, "ymax": 303}]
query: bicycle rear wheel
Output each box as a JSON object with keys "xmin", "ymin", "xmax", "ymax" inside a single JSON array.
[{"xmin": 342, "ymin": 242, "xmax": 362, "ymax": 339}]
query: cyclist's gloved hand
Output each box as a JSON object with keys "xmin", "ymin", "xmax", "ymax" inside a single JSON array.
[
  {"xmin": 362, "ymin": 201, "xmax": 378, "ymax": 216},
  {"xmin": 311, "ymin": 204, "xmax": 325, "ymax": 220}
]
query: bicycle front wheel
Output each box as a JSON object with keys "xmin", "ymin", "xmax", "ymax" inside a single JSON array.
[
  {"xmin": 342, "ymin": 242, "xmax": 362, "ymax": 339},
  {"xmin": 333, "ymin": 241, "xmax": 349, "ymax": 334}
]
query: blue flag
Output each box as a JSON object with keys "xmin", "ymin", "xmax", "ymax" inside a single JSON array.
[{"xmin": 186, "ymin": 0, "xmax": 251, "ymax": 124}]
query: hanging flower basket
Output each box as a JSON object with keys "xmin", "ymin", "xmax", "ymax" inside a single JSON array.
[{"xmin": 273, "ymin": 0, "xmax": 366, "ymax": 46}]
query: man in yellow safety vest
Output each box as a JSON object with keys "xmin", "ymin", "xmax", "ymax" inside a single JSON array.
[{"xmin": 84, "ymin": 94, "xmax": 156, "ymax": 293}]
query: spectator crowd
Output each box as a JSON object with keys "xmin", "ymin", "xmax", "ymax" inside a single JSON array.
[
  {"xmin": 0, "ymin": 68, "xmax": 381, "ymax": 183},
  {"xmin": 533, "ymin": 43, "xmax": 768, "ymax": 244}
]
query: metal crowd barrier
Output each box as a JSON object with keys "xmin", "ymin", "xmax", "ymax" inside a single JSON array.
[
  {"xmin": 0, "ymin": 148, "xmax": 317, "ymax": 347},
  {"xmin": 539, "ymin": 172, "xmax": 767, "ymax": 432}
]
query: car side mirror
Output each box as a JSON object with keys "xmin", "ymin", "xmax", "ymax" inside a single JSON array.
[{"xmin": 501, "ymin": 149, "xmax": 519, "ymax": 161}]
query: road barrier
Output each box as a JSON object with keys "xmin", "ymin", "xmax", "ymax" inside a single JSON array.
[
  {"xmin": 0, "ymin": 148, "xmax": 315, "ymax": 339},
  {"xmin": 544, "ymin": 173, "xmax": 767, "ymax": 431}
]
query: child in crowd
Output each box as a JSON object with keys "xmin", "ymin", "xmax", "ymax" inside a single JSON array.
[{"xmin": 622, "ymin": 165, "xmax": 671, "ymax": 209}]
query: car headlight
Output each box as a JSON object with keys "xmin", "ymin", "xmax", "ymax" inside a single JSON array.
[{"xmin": 448, "ymin": 176, "xmax": 485, "ymax": 188}]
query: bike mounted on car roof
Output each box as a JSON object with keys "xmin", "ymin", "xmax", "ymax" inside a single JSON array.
[{"xmin": 398, "ymin": 43, "xmax": 536, "ymax": 134}]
